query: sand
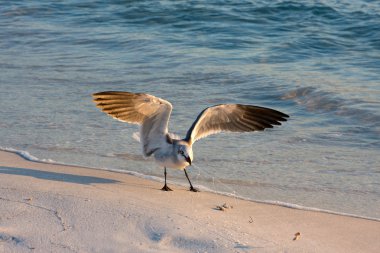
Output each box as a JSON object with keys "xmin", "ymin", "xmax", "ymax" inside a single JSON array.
[{"xmin": 0, "ymin": 150, "xmax": 379, "ymax": 253}]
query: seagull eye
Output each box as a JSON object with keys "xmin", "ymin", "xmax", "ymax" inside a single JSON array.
[{"xmin": 179, "ymin": 150, "xmax": 184, "ymax": 155}]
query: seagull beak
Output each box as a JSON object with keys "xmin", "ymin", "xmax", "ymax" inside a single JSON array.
[{"xmin": 185, "ymin": 156, "xmax": 192, "ymax": 165}]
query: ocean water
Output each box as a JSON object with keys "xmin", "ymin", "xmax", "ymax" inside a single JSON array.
[{"xmin": 1, "ymin": 0, "xmax": 379, "ymax": 219}]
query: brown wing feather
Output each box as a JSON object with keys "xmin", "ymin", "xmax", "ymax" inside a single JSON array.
[
  {"xmin": 92, "ymin": 91, "xmax": 173, "ymax": 156},
  {"xmin": 93, "ymin": 91, "xmax": 164, "ymax": 124}
]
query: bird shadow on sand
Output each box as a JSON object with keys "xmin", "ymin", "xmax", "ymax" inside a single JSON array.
[{"xmin": 0, "ymin": 166, "xmax": 120, "ymax": 185}]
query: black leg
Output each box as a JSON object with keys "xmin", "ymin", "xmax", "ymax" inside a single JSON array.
[
  {"xmin": 184, "ymin": 168, "xmax": 198, "ymax": 192},
  {"xmin": 161, "ymin": 167, "xmax": 172, "ymax": 191}
]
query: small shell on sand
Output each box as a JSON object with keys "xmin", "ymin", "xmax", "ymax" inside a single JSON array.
[
  {"xmin": 216, "ymin": 203, "xmax": 233, "ymax": 211},
  {"xmin": 222, "ymin": 203, "xmax": 233, "ymax": 209},
  {"xmin": 293, "ymin": 232, "xmax": 301, "ymax": 241}
]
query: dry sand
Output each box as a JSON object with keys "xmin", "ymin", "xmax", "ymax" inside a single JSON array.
[{"xmin": 0, "ymin": 150, "xmax": 379, "ymax": 253}]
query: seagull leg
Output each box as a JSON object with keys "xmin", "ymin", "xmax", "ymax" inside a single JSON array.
[
  {"xmin": 161, "ymin": 167, "xmax": 173, "ymax": 191},
  {"xmin": 184, "ymin": 169, "xmax": 199, "ymax": 192}
]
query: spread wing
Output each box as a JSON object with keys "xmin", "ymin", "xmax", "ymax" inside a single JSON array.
[
  {"xmin": 185, "ymin": 104, "xmax": 289, "ymax": 144},
  {"xmin": 92, "ymin": 91, "xmax": 173, "ymax": 156}
]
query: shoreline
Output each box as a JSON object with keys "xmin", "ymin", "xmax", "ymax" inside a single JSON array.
[
  {"xmin": 2, "ymin": 147, "xmax": 379, "ymax": 222},
  {"xmin": 1, "ymin": 150, "xmax": 379, "ymax": 252}
]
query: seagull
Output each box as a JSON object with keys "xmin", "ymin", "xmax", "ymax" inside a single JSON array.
[{"xmin": 92, "ymin": 91, "xmax": 289, "ymax": 192}]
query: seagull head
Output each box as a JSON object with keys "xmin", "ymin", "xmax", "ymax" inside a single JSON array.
[{"xmin": 175, "ymin": 141, "xmax": 193, "ymax": 166}]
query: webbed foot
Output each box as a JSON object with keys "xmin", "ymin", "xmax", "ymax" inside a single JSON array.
[
  {"xmin": 161, "ymin": 184, "xmax": 173, "ymax": 191},
  {"xmin": 190, "ymin": 186, "xmax": 199, "ymax": 192}
]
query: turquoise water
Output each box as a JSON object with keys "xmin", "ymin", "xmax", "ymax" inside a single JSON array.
[{"xmin": 1, "ymin": 0, "xmax": 379, "ymax": 219}]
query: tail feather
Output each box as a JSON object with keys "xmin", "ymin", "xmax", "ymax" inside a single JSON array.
[{"xmin": 132, "ymin": 132, "xmax": 141, "ymax": 143}]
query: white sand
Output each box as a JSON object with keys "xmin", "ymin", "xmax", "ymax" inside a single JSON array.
[{"xmin": 0, "ymin": 150, "xmax": 379, "ymax": 253}]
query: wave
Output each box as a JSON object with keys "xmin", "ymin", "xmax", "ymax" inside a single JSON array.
[
  {"xmin": 1, "ymin": 147, "xmax": 57, "ymax": 164},
  {"xmin": 283, "ymin": 86, "xmax": 346, "ymax": 113},
  {"xmin": 282, "ymin": 86, "xmax": 380, "ymax": 125},
  {"xmin": 1, "ymin": 146, "xmax": 379, "ymax": 222}
]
